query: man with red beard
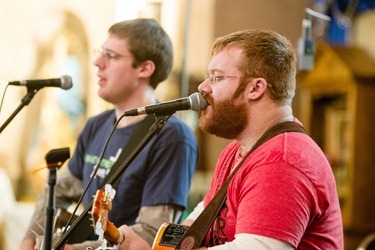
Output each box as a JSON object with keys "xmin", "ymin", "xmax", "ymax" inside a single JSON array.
[{"xmin": 117, "ymin": 29, "xmax": 344, "ymax": 250}]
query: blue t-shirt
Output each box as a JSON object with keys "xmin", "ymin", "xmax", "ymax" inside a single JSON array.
[{"xmin": 68, "ymin": 109, "xmax": 198, "ymax": 228}]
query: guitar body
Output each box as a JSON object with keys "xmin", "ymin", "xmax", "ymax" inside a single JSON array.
[{"xmin": 152, "ymin": 222, "xmax": 190, "ymax": 250}]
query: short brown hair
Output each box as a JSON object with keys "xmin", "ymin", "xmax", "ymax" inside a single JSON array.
[
  {"xmin": 212, "ymin": 29, "xmax": 297, "ymax": 105},
  {"xmin": 109, "ymin": 18, "xmax": 173, "ymax": 89}
]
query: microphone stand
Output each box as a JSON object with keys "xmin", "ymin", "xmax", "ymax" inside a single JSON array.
[
  {"xmin": 0, "ymin": 87, "xmax": 39, "ymax": 134},
  {"xmin": 53, "ymin": 113, "xmax": 172, "ymax": 250},
  {"xmin": 43, "ymin": 147, "xmax": 70, "ymax": 250}
]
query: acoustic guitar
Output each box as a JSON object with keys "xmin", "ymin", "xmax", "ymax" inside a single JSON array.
[{"xmin": 91, "ymin": 184, "xmax": 189, "ymax": 250}]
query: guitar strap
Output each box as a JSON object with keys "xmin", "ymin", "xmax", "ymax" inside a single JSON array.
[
  {"xmin": 100, "ymin": 114, "xmax": 157, "ymax": 189},
  {"xmin": 176, "ymin": 121, "xmax": 307, "ymax": 249}
]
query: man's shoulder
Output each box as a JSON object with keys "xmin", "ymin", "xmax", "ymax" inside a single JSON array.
[
  {"xmin": 85, "ymin": 109, "xmax": 115, "ymax": 126},
  {"xmin": 79, "ymin": 109, "xmax": 115, "ymax": 135},
  {"xmin": 89, "ymin": 109, "xmax": 115, "ymax": 121}
]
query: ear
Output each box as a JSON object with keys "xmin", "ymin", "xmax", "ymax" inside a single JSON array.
[
  {"xmin": 246, "ymin": 77, "xmax": 268, "ymax": 100},
  {"xmin": 137, "ymin": 60, "xmax": 155, "ymax": 78}
]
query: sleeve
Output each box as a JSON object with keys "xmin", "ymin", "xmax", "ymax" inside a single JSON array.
[
  {"xmin": 23, "ymin": 166, "xmax": 83, "ymax": 240},
  {"xmin": 71, "ymin": 240, "xmax": 102, "ymax": 250},
  {"xmin": 184, "ymin": 200, "xmax": 204, "ymax": 222},
  {"xmin": 130, "ymin": 204, "xmax": 184, "ymax": 246},
  {"xmin": 207, "ymin": 233, "xmax": 294, "ymax": 250}
]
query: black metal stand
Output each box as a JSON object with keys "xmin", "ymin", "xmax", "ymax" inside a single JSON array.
[
  {"xmin": 0, "ymin": 87, "xmax": 39, "ymax": 134},
  {"xmin": 53, "ymin": 114, "xmax": 171, "ymax": 250},
  {"xmin": 43, "ymin": 148, "xmax": 70, "ymax": 250},
  {"xmin": 44, "ymin": 165, "xmax": 58, "ymax": 250}
]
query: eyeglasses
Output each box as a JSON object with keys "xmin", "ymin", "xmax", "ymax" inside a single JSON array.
[
  {"xmin": 204, "ymin": 74, "xmax": 240, "ymax": 84},
  {"xmin": 93, "ymin": 48, "xmax": 133, "ymax": 60},
  {"xmin": 205, "ymin": 74, "xmax": 273, "ymax": 88}
]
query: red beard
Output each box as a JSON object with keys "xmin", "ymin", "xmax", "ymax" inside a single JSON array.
[{"xmin": 199, "ymin": 94, "xmax": 248, "ymax": 139}]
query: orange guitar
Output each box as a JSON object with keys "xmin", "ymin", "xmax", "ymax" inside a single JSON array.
[
  {"xmin": 92, "ymin": 184, "xmax": 189, "ymax": 250},
  {"xmin": 152, "ymin": 222, "xmax": 190, "ymax": 250},
  {"xmin": 91, "ymin": 184, "xmax": 125, "ymax": 247}
]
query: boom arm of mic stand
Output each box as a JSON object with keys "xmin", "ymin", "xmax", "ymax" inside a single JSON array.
[
  {"xmin": 53, "ymin": 113, "xmax": 172, "ymax": 250},
  {"xmin": 0, "ymin": 87, "xmax": 39, "ymax": 134}
]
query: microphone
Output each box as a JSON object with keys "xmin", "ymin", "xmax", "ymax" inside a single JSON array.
[
  {"xmin": 298, "ymin": 12, "xmax": 314, "ymax": 71},
  {"xmin": 8, "ymin": 75, "xmax": 73, "ymax": 90},
  {"xmin": 124, "ymin": 92, "xmax": 208, "ymax": 116}
]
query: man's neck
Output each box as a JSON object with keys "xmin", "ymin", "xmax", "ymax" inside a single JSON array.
[
  {"xmin": 114, "ymin": 86, "xmax": 156, "ymax": 128},
  {"xmin": 237, "ymin": 104, "xmax": 294, "ymax": 153}
]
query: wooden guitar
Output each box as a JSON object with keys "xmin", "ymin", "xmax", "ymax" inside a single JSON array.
[
  {"xmin": 91, "ymin": 184, "xmax": 125, "ymax": 247},
  {"xmin": 91, "ymin": 184, "xmax": 189, "ymax": 250},
  {"xmin": 152, "ymin": 222, "xmax": 190, "ymax": 250}
]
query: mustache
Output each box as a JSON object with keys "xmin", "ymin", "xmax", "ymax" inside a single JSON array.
[{"xmin": 202, "ymin": 93, "xmax": 214, "ymax": 106}]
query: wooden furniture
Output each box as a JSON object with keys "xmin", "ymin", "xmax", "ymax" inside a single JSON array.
[{"xmin": 295, "ymin": 43, "xmax": 375, "ymax": 250}]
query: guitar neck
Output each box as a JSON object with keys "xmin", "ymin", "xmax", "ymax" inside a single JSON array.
[{"xmin": 92, "ymin": 186, "xmax": 124, "ymax": 246}]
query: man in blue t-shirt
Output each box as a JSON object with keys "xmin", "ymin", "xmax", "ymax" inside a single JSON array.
[{"xmin": 20, "ymin": 18, "xmax": 198, "ymax": 250}]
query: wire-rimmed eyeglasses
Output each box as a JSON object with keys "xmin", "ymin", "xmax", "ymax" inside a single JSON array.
[
  {"xmin": 204, "ymin": 74, "xmax": 240, "ymax": 83},
  {"xmin": 93, "ymin": 48, "xmax": 133, "ymax": 61},
  {"xmin": 204, "ymin": 74, "xmax": 273, "ymax": 88}
]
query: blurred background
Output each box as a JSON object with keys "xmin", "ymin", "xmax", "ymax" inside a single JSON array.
[{"xmin": 0, "ymin": 0, "xmax": 374, "ymax": 249}]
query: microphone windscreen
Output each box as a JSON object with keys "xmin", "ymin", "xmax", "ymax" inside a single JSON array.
[
  {"xmin": 61, "ymin": 75, "xmax": 73, "ymax": 90},
  {"xmin": 189, "ymin": 92, "xmax": 208, "ymax": 112}
]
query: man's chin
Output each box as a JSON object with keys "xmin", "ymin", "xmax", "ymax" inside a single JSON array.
[{"xmin": 198, "ymin": 116, "xmax": 212, "ymax": 133}]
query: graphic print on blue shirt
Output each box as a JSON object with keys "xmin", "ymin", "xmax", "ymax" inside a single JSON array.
[{"xmin": 86, "ymin": 148, "xmax": 123, "ymax": 179}]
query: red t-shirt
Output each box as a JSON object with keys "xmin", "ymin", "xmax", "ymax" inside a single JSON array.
[{"xmin": 203, "ymin": 131, "xmax": 343, "ymax": 249}]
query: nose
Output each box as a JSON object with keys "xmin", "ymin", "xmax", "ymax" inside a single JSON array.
[
  {"xmin": 93, "ymin": 54, "xmax": 105, "ymax": 69},
  {"xmin": 198, "ymin": 77, "xmax": 211, "ymax": 94}
]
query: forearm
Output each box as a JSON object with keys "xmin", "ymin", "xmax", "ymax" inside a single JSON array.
[
  {"xmin": 130, "ymin": 204, "xmax": 184, "ymax": 245},
  {"xmin": 21, "ymin": 166, "xmax": 83, "ymax": 247},
  {"xmin": 23, "ymin": 192, "xmax": 48, "ymax": 240}
]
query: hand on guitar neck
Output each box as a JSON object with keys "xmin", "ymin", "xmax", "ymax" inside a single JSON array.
[{"xmin": 91, "ymin": 184, "xmax": 151, "ymax": 250}]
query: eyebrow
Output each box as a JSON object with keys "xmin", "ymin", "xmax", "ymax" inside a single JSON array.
[
  {"xmin": 101, "ymin": 48, "xmax": 116, "ymax": 53},
  {"xmin": 208, "ymin": 69, "xmax": 226, "ymax": 74}
]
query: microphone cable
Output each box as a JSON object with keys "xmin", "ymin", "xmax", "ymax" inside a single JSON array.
[
  {"xmin": 0, "ymin": 84, "xmax": 10, "ymax": 117},
  {"xmin": 60, "ymin": 112, "xmax": 127, "ymax": 236}
]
